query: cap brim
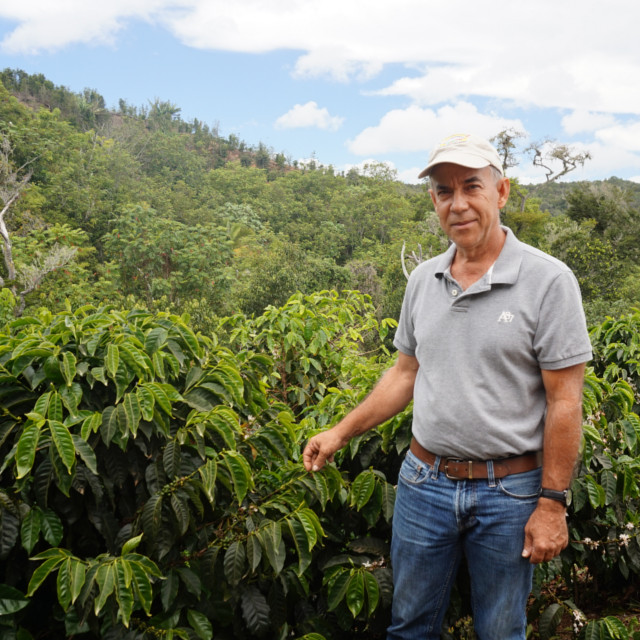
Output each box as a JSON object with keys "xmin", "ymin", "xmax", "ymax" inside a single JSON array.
[{"xmin": 418, "ymin": 152, "xmax": 498, "ymax": 180}]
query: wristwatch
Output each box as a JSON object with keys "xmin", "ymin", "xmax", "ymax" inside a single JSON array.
[{"xmin": 539, "ymin": 488, "xmax": 571, "ymax": 507}]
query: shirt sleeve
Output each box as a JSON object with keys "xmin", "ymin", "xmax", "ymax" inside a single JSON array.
[
  {"xmin": 393, "ymin": 273, "xmax": 417, "ymax": 357},
  {"xmin": 534, "ymin": 270, "xmax": 593, "ymax": 370}
]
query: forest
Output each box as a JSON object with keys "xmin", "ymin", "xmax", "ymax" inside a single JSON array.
[{"xmin": 0, "ymin": 69, "xmax": 639, "ymax": 639}]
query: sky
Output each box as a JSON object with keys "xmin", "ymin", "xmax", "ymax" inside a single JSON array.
[{"xmin": 1, "ymin": 0, "xmax": 640, "ymax": 185}]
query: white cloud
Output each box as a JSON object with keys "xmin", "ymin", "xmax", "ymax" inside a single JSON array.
[
  {"xmin": 594, "ymin": 121, "xmax": 640, "ymax": 153},
  {"xmin": 3, "ymin": 0, "xmax": 640, "ymax": 117},
  {"xmin": 274, "ymin": 101, "xmax": 344, "ymax": 131},
  {"xmin": 4, "ymin": 0, "xmax": 640, "ymax": 180},
  {"xmin": 562, "ymin": 111, "xmax": 618, "ymax": 136},
  {"xmin": 347, "ymin": 102, "xmax": 524, "ymax": 156},
  {"xmin": 0, "ymin": 0, "xmax": 168, "ymax": 53}
]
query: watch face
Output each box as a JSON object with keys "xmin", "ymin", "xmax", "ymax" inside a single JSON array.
[{"xmin": 565, "ymin": 488, "xmax": 572, "ymax": 507}]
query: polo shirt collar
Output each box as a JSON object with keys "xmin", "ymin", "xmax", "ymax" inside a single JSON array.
[{"xmin": 434, "ymin": 226, "xmax": 522, "ymax": 285}]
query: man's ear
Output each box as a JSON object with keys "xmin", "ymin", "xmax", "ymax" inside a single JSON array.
[{"xmin": 497, "ymin": 177, "xmax": 510, "ymax": 208}]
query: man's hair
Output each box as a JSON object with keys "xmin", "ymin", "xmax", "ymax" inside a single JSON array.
[{"xmin": 429, "ymin": 165, "xmax": 504, "ymax": 189}]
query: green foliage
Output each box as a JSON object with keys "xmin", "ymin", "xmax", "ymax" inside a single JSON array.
[
  {"xmin": 528, "ymin": 311, "xmax": 640, "ymax": 638},
  {"xmin": 0, "ymin": 292, "xmax": 401, "ymax": 638},
  {"xmin": 102, "ymin": 204, "xmax": 234, "ymax": 312}
]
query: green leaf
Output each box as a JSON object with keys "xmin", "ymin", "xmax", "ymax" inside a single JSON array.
[
  {"xmin": 220, "ymin": 450, "xmax": 252, "ymax": 503},
  {"xmin": 602, "ymin": 616, "xmax": 629, "ymax": 637},
  {"xmin": 47, "ymin": 391, "xmax": 63, "ymax": 423},
  {"xmin": 61, "ymin": 351, "xmax": 77, "ymax": 386},
  {"xmin": 198, "ymin": 458, "xmax": 217, "ymax": 504},
  {"xmin": 144, "ymin": 327, "xmax": 169, "ymax": 355},
  {"xmin": 16, "ymin": 422, "xmax": 40, "ymax": 479},
  {"xmin": 257, "ymin": 521, "xmax": 285, "ymax": 575},
  {"xmin": 581, "ymin": 621, "xmax": 602, "ymax": 640},
  {"xmin": 345, "ymin": 571, "xmax": 365, "ymax": 618},
  {"xmin": 0, "ymin": 584, "xmax": 29, "ymax": 615},
  {"xmin": 27, "ymin": 556, "xmax": 65, "ymax": 596},
  {"xmin": 349, "ymin": 470, "xmax": 376, "ymax": 510},
  {"xmin": 57, "ymin": 558, "xmax": 72, "ymax": 610},
  {"xmin": 119, "ymin": 342, "xmax": 151, "ymax": 376},
  {"xmin": 296, "ymin": 509, "xmax": 320, "ymax": 551},
  {"xmin": 106, "ymin": 344, "xmax": 120, "ymax": 379},
  {"xmin": 48, "ymin": 420, "xmax": 76, "ymax": 474},
  {"xmin": 137, "ymin": 385, "xmax": 155, "ymax": 421},
  {"xmin": 122, "ymin": 534, "xmax": 144, "ymax": 555},
  {"xmin": 41, "ymin": 508, "xmax": 64, "ymax": 546},
  {"xmin": 94, "ymin": 563, "xmax": 115, "ymax": 616},
  {"xmin": 623, "ymin": 466, "xmax": 638, "ymax": 500},
  {"xmin": 170, "ymin": 493, "xmax": 189, "ymax": 536},
  {"xmin": 130, "ymin": 560, "xmax": 154, "ymax": 615},
  {"xmin": 287, "ymin": 518, "xmax": 312, "ymax": 576},
  {"xmin": 123, "ymin": 392, "xmax": 141, "ymax": 436},
  {"xmin": 187, "ymin": 609, "xmax": 213, "ymax": 640},
  {"xmin": 80, "ymin": 412, "xmax": 102, "ymax": 440},
  {"xmin": 585, "ymin": 475, "xmax": 606, "ymax": 508},
  {"xmin": 380, "ymin": 481, "xmax": 396, "ymax": 522},
  {"xmin": 70, "ymin": 558, "xmax": 87, "ymax": 605},
  {"xmin": 246, "ymin": 534, "xmax": 263, "ymax": 573},
  {"xmin": 163, "ymin": 440, "xmax": 181, "ymax": 478},
  {"xmin": 240, "ymin": 586, "xmax": 270, "ymax": 636},
  {"xmin": 145, "ymin": 382, "xmax": 173, "ymax": 416},
  {"xmin": 141, "ymin": 493, "xmax": 163, "ymax": 537},
  {"xmin": 60, "ymin": 382, "xmax": 82, "ymax": 416},
  {"xmin": 326, "ymin": 568, "xmax": 349, "ymax": 611},
  {"xmin": 115, "ymin": 560, "xmax": 134, "ymax": 627},
  {"xmin": 20, "ymin": 506, "xmax": 42, "ymax": 554},
  {"xmin": 538, "ymin": 603, "xmax": 563, "ymax": 639},
  {"xmin": 223, "ymin": 541, "xmax": 246, "ymax": 587},
  {"xmin": 71, "ymin": 434, "xmax": 98, "ymax": 475},
  {"xmin": 33, "ymin": 391, "xmax": 51, "ymax": 419},
  {"xmin": 363, "ymin": 571, "xmax": 380, "ymax": 616}
]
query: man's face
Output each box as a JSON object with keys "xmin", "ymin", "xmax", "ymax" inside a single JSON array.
[{"xmin": 429, "ymin": 164, "xmax": 510, "ymax": 255}]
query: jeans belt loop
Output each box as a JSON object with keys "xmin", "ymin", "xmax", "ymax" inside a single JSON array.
[
  {"xmin": 487, "ymin": 460, "xmax": 496, "ymax": 487},
  {"xmin": 431, "ymin": 455, "xmax": 441, "ymax": 480}
]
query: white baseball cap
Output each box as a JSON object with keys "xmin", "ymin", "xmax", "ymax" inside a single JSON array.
[{"xmin": 418, "ymin": 133, "xmax": 504, "ymax": 179}]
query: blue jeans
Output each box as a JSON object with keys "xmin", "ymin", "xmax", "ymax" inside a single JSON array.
[{"xmin": 387, "ymin": 450, "xmax": 542, "ymax": 640}]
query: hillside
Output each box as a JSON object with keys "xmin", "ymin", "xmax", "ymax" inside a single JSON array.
[{"xmin": 1, "ymin": 68, "xmax": 639, "ymax": 329}]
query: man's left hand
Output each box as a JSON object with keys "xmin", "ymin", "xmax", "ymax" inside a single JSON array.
[{"xmin": 521, "ymin": 501, "xmax": 568, "ymax": 564}]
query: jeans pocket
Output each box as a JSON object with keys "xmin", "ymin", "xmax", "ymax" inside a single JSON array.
[
  {"xmin": 497, "ymin": 467, "xmax": 542, "ymax": 499},
  {"xmin": 398, "ymin": 450, "xmax": 432, "ymax": 485}
]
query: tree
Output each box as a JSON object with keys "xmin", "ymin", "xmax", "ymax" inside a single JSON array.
[
  {"xmin": 0, "ymin": 135, "xmax": 79, "ymax": 315},
  {"xmin": 528, "ymin": 139, "xmax": 591, "ymax": 183}
]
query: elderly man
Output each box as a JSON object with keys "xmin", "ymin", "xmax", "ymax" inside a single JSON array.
[{"xmin": 303, "ymin": 133, "xmax": 592, "ymax": 639}]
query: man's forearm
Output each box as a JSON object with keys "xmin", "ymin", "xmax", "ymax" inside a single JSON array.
[{"xmin": 303, "ymin": 353, "xmax": 419, "ymax": 471}]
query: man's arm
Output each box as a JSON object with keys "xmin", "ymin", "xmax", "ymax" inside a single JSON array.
[
  {"xmin": 303, "ymin": 352, "xmax": 419, "ymax": 472},
  {"xmin": 522, "ymin": 362, "xmax": 586, "ymax": 564}
]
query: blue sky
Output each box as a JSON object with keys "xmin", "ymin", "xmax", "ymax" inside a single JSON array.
[{"xmin": 1, "ymin": 1, "xmax": 640, "ymax": 184}]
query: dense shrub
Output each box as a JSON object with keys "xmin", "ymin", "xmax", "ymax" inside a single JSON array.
[
  {"xmin": 1, "ymin": 296, "xmax": 640, "ymax": 639},
  {"xmin": 0, "ymin": 292, "xmax": 402, "ymax": 639}
]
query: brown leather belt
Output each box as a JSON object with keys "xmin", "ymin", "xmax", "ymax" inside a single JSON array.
[{"xmin": 410, "ymin": 437, "xmax": 542, "ymax": 480}]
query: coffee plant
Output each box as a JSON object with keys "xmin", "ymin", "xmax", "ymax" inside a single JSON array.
[{"xmin": 1, "ymin": 293, "xmax": 640, "ymax": 639}]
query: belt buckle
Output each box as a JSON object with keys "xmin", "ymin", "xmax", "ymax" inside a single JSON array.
[{"xmin": 444, "ymin": 458, "xmax": 470, "ymax": 480}]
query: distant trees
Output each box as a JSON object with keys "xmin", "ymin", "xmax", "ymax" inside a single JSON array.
[{"xmin": 1, "ymin": 71, "xmax": 639, "ymax": 328}]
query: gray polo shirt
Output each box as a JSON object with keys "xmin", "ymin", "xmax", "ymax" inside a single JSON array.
[{"xmin": 394, "ymin": 227, "xmax": 592, "ymax": 460}]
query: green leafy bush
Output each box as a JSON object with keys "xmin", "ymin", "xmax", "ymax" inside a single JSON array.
[
  {"xmin": 0, "ymin": 292, "xmax": 400, "ymax": 639},
  {"xmin": 2, "ymin": 295, "xmax": 640, "ymax": 639}
]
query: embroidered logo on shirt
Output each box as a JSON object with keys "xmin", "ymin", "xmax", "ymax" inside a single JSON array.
[{"xmin": 498, "ymin": 311, "xmax": 514, "ymax": 323}]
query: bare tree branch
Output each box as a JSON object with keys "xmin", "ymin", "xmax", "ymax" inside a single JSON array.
[
  {"xmin": 528, "ymin": 139, "xmax": 592, "ymax": 183},
  {"xmin": 15, "ymin": 244, "xmax": 78, "ymax": 316}
]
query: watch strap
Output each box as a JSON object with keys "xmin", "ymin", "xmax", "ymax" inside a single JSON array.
[{"xmin": 539, "ymin": 488, "xmax": 568, "ymax": 506}]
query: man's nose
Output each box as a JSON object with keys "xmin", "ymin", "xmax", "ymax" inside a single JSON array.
[{"xmin": 450, "ymin": 189, "xmax": 468, "ymax": 213}]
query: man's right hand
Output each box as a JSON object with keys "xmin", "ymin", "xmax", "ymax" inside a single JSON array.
[{"xmin": 303, "ymin": 428, "xmax": 346, "ymax": 472}]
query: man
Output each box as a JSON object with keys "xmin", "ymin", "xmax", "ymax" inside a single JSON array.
[{"xmin": 303, "ymin": 133, "xmax": 592, "ymax": 639}]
